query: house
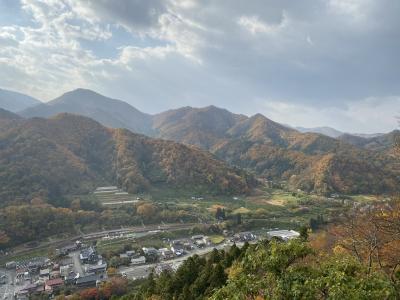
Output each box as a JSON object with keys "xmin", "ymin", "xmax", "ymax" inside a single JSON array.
[
  {"xmin": 5, "ymin": 261, "xmax": 16, "ymax": 269},
  {"xmin": 267, "ymin": 230, "xmax": 300, "ymax": 241},
  {"xmin": 131, "ymin": 256, "xmax": 146, "ymax": 265},
  {"xmin": 85, "ymin": 263, "xmax": 107, "ymax": 275},
  {"xmin": 60, "ymin": 265, "xmax": 72, "ymax": 277},
  {"xmin": 79, "ymin": 247, "xmax": 99, "ymax": 264},
  {"xmin": 45, "ymin": 278, "xmax": 64, "ymax": 292},
  {"xmin": 159, "ymin": 248, "xmax": 174, "ymax": 260},
  {"xmin": 64, "ymin": 272, "xmax": 77, "ymax": 285},
  {"xmin": 56, "ymin": 242, "xmax": 80, "ymax": 256},
  {"xmin": 142, "ymin": 247, "xmax": 158, "ymax": 256},
  {"xmin": 170, "ymin": 240, "xmax": 185, "ymax": 256},
  {"xmin": 126, "ymin": 250, "xmax": 136, "ymax": 257},
  {"xmin": 50, "ymin": 270, "xmax": 61, "ymax": 279},
  {"xmin": 75, "ymin": 274, "xmax": 98, "ymax": 288},
  {"xmin": 235, "ymin": 232, "xmax": 256, "ymax": 242},
  {"xmin": 191, "ymin": 235, "xmax": 208, "ymax": 247},
  {"xmin": 142, "ymin": 247, "xmax": 159, "ymax": 262},
  {"xmin": 39, "ymin": 268, "xmax": 50, "ymax": 278},
  {"xmin": 18, "ymin": 283, "xmax": 44, "ymax": 297}
]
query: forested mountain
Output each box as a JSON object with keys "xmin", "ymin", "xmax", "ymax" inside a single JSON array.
[
  {"xmin": 296, "ymin": 126, "xmax": 344, "ymax": 138},
  {"xmin": 152, "ymin": 106, "xmax": 247, "ymax": 148},
  {"xmin": 152, "ymin": 106, "xmax": 400, "ymax": 195},
  {"xmin": 339, "ymin": 130, "xmax": 400, "ymax": 152},
  {"xmin": 0, "ymin": 88, "xmax": 41, "ymax": 112},
  {"xmin": 15, "ymin": 89, "xmax": 400, "ymax": 195},
  {"xmin": 20, "ymin": 89, "xmax": 154, "ymax": 136},
  {"xmin": 0, "ymin": 108, "xmax": 22, "ymax": 131},
  {"xmin": 0, "ymin": 112, "xmax": 255, "ymax": 205}
]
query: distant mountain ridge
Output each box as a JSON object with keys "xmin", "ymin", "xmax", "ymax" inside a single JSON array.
[
  {"xmin": 339, "ymin": 130, "xmax": 400, "ymax": 152},
  {"xmin": 20, "ymin": 89, "xmax": 155, "ymax": 136},
  {"xmin": 9, "ymin": 88, "xmax": 400, "ymax": 195},
  {"xmin": 295, "ymin": 126, "xmax": 385, "ymax": 139},
  {"xmin": 0, "ymin": 111, "xmax": 255, "ymax": 204},
  {"xmin": 151, "ymin": 106, "xmax": 399, "ymax": 195},
  {"xmin": 296, "ymin": 126, "xmax": 344, "ymax": 138},
  {"xmin": 0, "ymin": 88, "xmax": 41, "ymax": 112}
]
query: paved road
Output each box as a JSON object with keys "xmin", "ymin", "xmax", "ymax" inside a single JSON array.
[
  {"xmin": 1, "ymin": 223, "xmax": 200, "ymax": 264},
  {"xmin": 70, "ymin": 251, "xmax": 84, "ymax": 276},
  {"xmin": 119, "ymin": 242, "xmax": 244, "ymax": 280},
  {"xmin": 0, "ymin": 269, "xmax": 14, "ymax": 300}
]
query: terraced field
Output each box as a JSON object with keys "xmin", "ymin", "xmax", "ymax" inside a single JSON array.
[{"xmin": 93, "ymin": 186, "xmax": 140, "ymax": 206}]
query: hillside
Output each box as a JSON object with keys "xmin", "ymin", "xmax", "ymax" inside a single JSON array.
[
  {"xmin": 152, "ymin": 106, "xmax": 247, "ymax": 148},
  {"xmin": 152, "ymin": 107, "xmax": 400, "ymax": 195},
  {"xmin": 296, "ymin": 126, "xmax": 344, "ymax": 138},
  {"xmin": 13, "ymin": 89, "xmax": 400, "ymax": 195},
  {"xmin": 339, "ymin": 130, "xmax": 400, "ymax": 153},
  {"xmin": 0, "ymin": 88, "xmax": 41, "ymax": 112},
  {"xmin": 20, "ymin": 89, "xmax": 154, "ymax": 136},
  {"xmin": 0, "ymin": 113, "xmax": 256, "ymax": 205}
]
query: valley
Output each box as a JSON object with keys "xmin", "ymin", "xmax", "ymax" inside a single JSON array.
[{"xmin": 0, "ymin": 90, "xmax": 398, "ymax": 299}]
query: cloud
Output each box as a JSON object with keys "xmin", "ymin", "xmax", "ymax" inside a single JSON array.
[
  {"xmin": 0, "ymin": 0, "xmax": 399, "ymax": 132},
  {"xmin": 237, "ymin": 13, "xmax": 289, "ymax": 35},
  {"xmin": 255, "ymin": 96, "xmax": 400, "ymax": 133},
  {"xmin": 72, "ymin": 0, "xmax": 167, "ymax": 31}
]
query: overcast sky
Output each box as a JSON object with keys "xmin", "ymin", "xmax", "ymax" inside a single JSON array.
[{"xmin": 0, "ymin": 0, "xmax": 399, "ymax": 133}]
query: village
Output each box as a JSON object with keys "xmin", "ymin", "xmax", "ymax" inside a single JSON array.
[{"xmin": 0, "ymin": 229, "xmax": 299, "ymax": 299}]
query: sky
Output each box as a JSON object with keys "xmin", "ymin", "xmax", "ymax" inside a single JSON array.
[{"xmin": 0, "ymin": 0, "xmax": 399, "ymax": 133}]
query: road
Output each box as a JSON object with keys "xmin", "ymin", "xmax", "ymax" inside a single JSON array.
[
  {"xmin": 119, "ymin": 241, "xmax": 245, "ymax": 280},
  {"xmin": 0, "ymin": 222, "xmax": 200, "ymax": 264},
  {"xmin": 70, "ymin": 251, "xmax": 84, "ymax": 276},
  {"xmin": 0, "ymin": 269, "xmax": 14, "ymax": 300}
]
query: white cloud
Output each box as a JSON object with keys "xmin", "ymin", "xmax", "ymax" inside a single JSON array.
[
  {"xmin": 237, "ymin": 13, "xmax": 289, "ymax": 35},
  {"xmin": 0, "ymin": 0, "xmax": 399, "ymax": 132}
]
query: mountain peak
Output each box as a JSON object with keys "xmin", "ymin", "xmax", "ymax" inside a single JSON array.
[
  {"xmin": 0, "ymin": 88, "xmax": 41, "ymax": 112},
  {"xmin": 20, "ymin": 89, "xmax": 154, "ymax": 135}
]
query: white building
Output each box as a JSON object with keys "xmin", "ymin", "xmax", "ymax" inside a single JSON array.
[
  {"xmin": 131, "ymin": 256, "xmax": 146, "ymax": 265},
  {"xmin": 267, "ymin": 230, "xmax": 300, "ymax": 241}
]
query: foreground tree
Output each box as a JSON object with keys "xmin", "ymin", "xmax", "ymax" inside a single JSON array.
[{"xmin": 330, "ymin": 201, "xmax": 400, "ymax": 291}]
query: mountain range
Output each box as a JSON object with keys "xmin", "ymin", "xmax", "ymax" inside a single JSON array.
[
  {"xmin": 2, "ymin": 88, "xmax": 400, "ymax": 196},
  {"xmin": 0, "ymin": 88, "xmax": 41, "ymax": 112},
  {"xmin": 0, "ymin": 110, "xmax": 255, "ymax": 205}
]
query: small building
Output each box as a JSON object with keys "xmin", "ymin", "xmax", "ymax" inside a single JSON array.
[
  {"xmin": 64, "ymin": 272, "xmax": 78, "ymax": 285},
  {"xmin": 267, "ymin": 230, "xmax": 300, "ymax": 241},
  {"xmin": 85, "ymin": 263, "xmax": 107, "ymax": 274},
  {"xmin": 191, "ymin": 235, "xmax": 205, "ymax": 241},
  {"xmin": 45, "ymin": 278, "xmax": 64, "ymax": 292},
  {"xmin": 235, "ymin": 232, "xmax": 256, "ymax": 242},
  {"xmin": 75, "ymin": 274, "xmax": 98, "ymax": 288},
  {"xmin": 15, "ymin": 283, "xmax": 43, "ymax": 300},
  {"xmin": 159, "ymin": 248, "xmax": 174, "ymax": 260},
  {"xmin": 39, "ymin": 268, "xmax": 50, "ymax": 278},
  {"xmin": 170, "ymin": 241, "xmax": 185, "ymax": 256},
  {"xmin": 191, "ymin": 235, "xmax": 208, "ymax": 247},
  {"xmin": 126, "ymin": 250, "xmax": 136, "ymax": 257},
  {"xmin": 5, "ymin": 261, "xmax": 16, "ymax": 269},
  {"xmin": 60, "ymin": 265, "xmax": 72, "ymax": 277},
  {"xmin": 56, "ymin": 242, "xmax": 80, "ymax": 256},
  {"xmin": 79, "ymin": 247, "xmax": 99, "ymax": 264},
  {"xmin": 50, "ymin": 270, "xmax": 61, "ymax": 279},
  {"xmin": 131, "ymin": 256, "xmax": 146, "ymax": 265},
  {"xmin": 142, "ymin": 247, "xmax": 158, "ymax": 256}
]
